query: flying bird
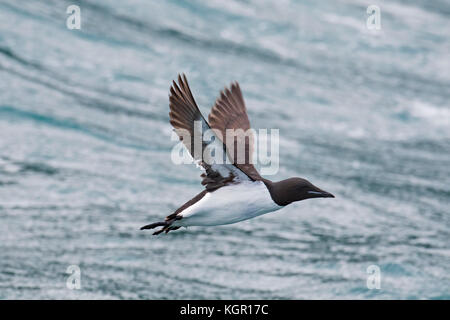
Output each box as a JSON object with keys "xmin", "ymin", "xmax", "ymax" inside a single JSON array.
[{"xmin": 141, "ymin": 74, "xmax": 334, "ymax": 235}]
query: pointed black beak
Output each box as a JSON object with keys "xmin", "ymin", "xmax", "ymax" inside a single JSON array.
[
  {"xmin": 307, "ymin": 190, "xmax": 335, "ymax": 198},
  {"xmin": 321, "ymin": 191, "xmax": 335, "ymax": 198}
]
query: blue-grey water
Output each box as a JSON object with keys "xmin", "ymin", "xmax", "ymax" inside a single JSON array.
[{"xmin": 0, "ymin": 0, "xmax": 449, "ymax": 299}]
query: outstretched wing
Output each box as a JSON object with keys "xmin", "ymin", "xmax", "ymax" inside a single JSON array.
[
  {"xmin": 208, "ymin": 82, "xmax": 262, "ymax": 181},
  {"xmin": 169, "ymin": 74, "xmax": 252, "ymax": 191}
]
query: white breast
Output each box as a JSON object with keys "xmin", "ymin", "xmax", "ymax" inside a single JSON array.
[{"xmin": 173, "ymin": 181, "xmax": 282, "ymax": 227}]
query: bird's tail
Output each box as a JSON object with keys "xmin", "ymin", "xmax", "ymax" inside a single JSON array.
[{"xmin": 140, "ymin": 216, "xmax": 181, "ymax": 235}]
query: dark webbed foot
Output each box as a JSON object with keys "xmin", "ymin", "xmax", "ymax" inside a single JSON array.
[
  {"xmin": 140, "ymin": 216, "xmax": 182, "ymax": 235},
  {"xmin": 140, "ymin": 221, "xmax": 167, "ymax": 230}
]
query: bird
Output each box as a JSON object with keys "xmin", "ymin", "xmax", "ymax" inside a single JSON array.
[{"xmin": 141, "ymin": 74, "xmax": 334, "ymax": 235}]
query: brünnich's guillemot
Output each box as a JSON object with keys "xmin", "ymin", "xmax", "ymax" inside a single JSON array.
[{"xmin": 141, "ymin": 74, "xmax": 334, "ymax": 235}]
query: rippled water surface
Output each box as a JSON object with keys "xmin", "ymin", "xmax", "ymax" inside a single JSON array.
[{"xmin": 0, "ymin": 0, "xmax": 449, "ymax": 299}]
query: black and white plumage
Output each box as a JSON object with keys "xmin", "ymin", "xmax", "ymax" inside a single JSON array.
[{"xmin": 141, "ymin": 74, "xmax": 334, "ymax": 235}]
